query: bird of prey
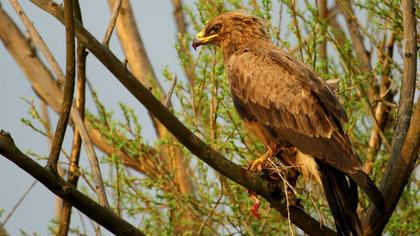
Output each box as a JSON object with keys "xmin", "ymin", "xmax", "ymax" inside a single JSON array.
[{"xmin": 192, "ymin": 12, "xmax": 385, "ymax": 236}]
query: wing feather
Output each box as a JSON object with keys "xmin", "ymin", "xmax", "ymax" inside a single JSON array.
[{"xmin": 227, "ymin": 47, "xmax": 361, "ymax": 171}]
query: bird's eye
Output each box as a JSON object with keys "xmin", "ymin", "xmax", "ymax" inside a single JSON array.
[{"xmin": 208, "ymin": 24, "xmax": 221, "ymax": 35}]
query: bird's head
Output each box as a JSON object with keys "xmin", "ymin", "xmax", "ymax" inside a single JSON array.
[{"xmin": 192, "ymin": 12, "xmax": 268, "ymax": 51}]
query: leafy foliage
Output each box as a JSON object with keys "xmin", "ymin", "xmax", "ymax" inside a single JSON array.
[{"xmin": 15, "ymin": 0, "xmax": 418, "ymax": 235}]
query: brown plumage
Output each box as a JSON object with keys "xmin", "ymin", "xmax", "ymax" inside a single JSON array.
[{"xmin": 193, "ymin": 12, "xmax": 385, "ymax": 236}]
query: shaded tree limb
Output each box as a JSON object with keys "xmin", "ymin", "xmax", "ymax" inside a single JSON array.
[
  {"xmin": 29, "ymin": 1, "xmax": 336, "ymax": 235},
  {"xmin": 363, "ymin": 99, "xmax": 419, "ymax": 235},
  {"xmin": 0, "ymin": 131, "xmax": 145, "ymax": 236},
  {"xmin": 362, "ymin": 0, "xmax": 418, "ymax": 234}
]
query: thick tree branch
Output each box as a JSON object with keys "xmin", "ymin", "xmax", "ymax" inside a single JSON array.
[
  {"xmin": 28, "ymin": 1, "xmax": 336, "ymax": 234},
  {"xmin": 0, "ymin": 131, "xmax": 145, "ymax": 236},
  {"xmin": 362, "ymin": 0, "xmax": 418, "ymax": 234}
]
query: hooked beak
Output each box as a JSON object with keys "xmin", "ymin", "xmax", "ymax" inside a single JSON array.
[{"xmin": 192, "ymin": 31, "xmax": 218, "ymax": 50}]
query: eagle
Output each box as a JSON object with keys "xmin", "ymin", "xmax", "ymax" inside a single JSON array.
[{"xmin": 192, "ymin": 12, "xmax": 385, "ymax": 235}]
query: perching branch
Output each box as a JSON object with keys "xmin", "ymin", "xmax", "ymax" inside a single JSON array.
[
  {"xmin": 362, "ymin": 0, "xmax": 418, "ymax": 234},
  {"xmin": 28, "ymin": 1, "xmax": 336, "ymax": 235},
  {"xmin": 0, "ymin": 131, "xmax": 145, "ymax": 236}
]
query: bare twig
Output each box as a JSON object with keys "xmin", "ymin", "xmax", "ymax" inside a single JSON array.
[
  {"xmin": 171, "ymin": 0, "xmax": 196, "ymax": 85},
  {"xmin": 2, "ymin": 180, "xmax": 37, "ymax": 225},
  {"xmin": 197, "ymin": 177, "xmax": 223, "ymax": 235},
  {"xmin": 289, "ymin": 0, "xmax": 304, "ymax": 61},
  {"xmin": 46, "ymin": 0, "xmax": 75, "ymax": 173},
  {"xmin": 0, "ymin": 131, "xmax": 145, "ymax": 236},
  {"xmin": 362, "ymin": 0, "xmax": 418, "ymax": 234},
  {"xmin": 164, "ymin": 76, "xmax": 177, "ymax": 107},
  {"xmin": 364, "ymin": 33, "xmax": 395, "ymax": 174},
  {"xmin": 337, "ymin": 0, "xmax": 371, "ymax": 73},
  {"xmin": 356, "ymin": 84, "xmax": 392, "ymax": 151},
  {"xmin": 58, "ymin": 1, "xmax": 87, "ymax": 235},
  {"xmin": 102, "ymin": 0, "xmax": 122, "ymax": 46},
  {"xmin": 317, "ymin": 0, "xmax": 328, "ymax": 74},
  {"xmin": 337, "ymin": 0, "xmax": 403, "ymax": 74},
  {"xmin": 28, "ymin": 1, "xmax": 336, "ymax": 234},
  {"xmin": 106, "ymin": 0, "xmax": 160, "ymax": 93},
  {"xmin": 8, "ymin": 0, "xmax": 64, "ymax": 82}
]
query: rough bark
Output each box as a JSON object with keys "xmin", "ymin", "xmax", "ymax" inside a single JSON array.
[{"xmin": 0, "ymin": 131, "xmax": 145, "ymax": 236}]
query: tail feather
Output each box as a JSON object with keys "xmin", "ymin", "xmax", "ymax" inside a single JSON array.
[
  {"xmin": 348, "ymin": 171, "xmax": 386, "ymax": 213},
  {"xmin": 317, "ymin": 161, "xmax": 362, "ymax": 236}
]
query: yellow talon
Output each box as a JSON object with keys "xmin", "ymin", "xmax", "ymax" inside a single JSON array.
[
  {"xmin": 249, "ymin": 148, "xmax": 273, "ymax": 171},
  {"xmin": 250, "ymin": 155, "xmax": 268, "ymax": 171}
]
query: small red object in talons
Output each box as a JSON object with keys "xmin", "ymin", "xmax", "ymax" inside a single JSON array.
[{"xmin": 248, "ymin": 190, "xmax": 261, "ymax": 219}]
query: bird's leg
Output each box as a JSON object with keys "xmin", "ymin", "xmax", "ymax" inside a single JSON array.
[
  {"xmin": 249, "ymin": 146, "xmax": 273, "ymax": 171},
  {"xmin": 248, "ymin": 190, "xmax": 261, "ymax": 219}
]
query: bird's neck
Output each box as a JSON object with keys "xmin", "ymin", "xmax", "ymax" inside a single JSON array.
[{"xmin": 221, "ymin": 38, "xmax": 272, "ymax": 61}]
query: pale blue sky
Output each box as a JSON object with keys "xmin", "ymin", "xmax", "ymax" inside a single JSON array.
[
  {"xmin": 0, "ymin": 1, "xmax": 194, "ymax": 234},
  {"xmin": 1, "ymin": 1, "xmax": 416, "ymax": 235}
]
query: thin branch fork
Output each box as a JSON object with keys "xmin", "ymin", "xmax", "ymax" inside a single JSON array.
[
  {"xmin": 28, "ymin": 1, "xmax": 336, "ymax": 235},
  {"xmin": 0, "ymin": 131, "xmax": 145, "ymax": 236}
]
